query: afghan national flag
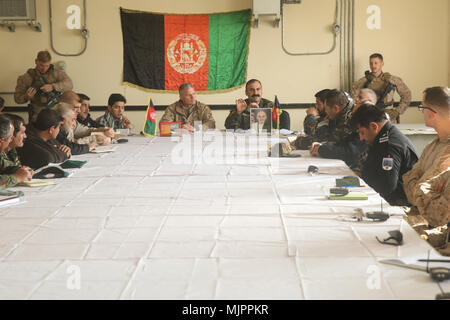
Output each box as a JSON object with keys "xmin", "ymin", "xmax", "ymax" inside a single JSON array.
[
  {"xmin": 142, "ymin": 97, "xmax": 157, "ymax": 137},
  {"xmin": 272, "ymin": 95, "xmax": 282, "ymax": 129},
  {"xmin": 120, "ymin": 8, "xmax": 251, "ymax": 92}
]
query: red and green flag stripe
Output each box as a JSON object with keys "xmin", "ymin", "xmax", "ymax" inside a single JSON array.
[
  {"xmin": 120, "ymin": 8, "xmax": 250, "ymax": 92},
  {"xmin": 142, "ymin": 97, "xmax": 156, "ymax": 137}
]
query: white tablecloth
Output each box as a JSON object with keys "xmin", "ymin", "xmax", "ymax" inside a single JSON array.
[{"xmin": 0, "ymin": 132, "xmax": 447, "ymax": 300}]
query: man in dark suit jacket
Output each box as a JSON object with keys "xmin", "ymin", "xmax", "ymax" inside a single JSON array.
[{"xmin": 17, "ymin": 109, "xmax": 70, "ymax": 170}]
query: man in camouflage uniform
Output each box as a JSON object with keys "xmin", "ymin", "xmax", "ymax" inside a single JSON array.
[
  {"xmin": 351, "ymin": 53, "xmax": 411, "ymax": 123},
  {"xmin": 309, "ymin": 90, "xmax": 368, "ymax": 170},
  {"xmin": 308, "ymin": 89, "xmax": 377, "ymax": 170},
  {"xmin": 160, "ymin": 83, "xmax": 216, "ymax": 132},
  {"xmin": 14, "ymin": 50, "xmax": 73, "ymax": 123},
  {"xmin": 402, "ymin": 87, "xmax": 449, "ymax": 255},
  {"xmin": 0, "ymin": 114, "xmax": 33, "ymax": 187},
  {"xmin": 293, "ymin": 89, "xmax": 331, "ymax": 149},
  {"xmin": 224, "ymin": 79, "xmax": 290, "ymax": 130},
  {"xmin": 303, "ymin": 89, "xmax": 331, "ymax": 136}
]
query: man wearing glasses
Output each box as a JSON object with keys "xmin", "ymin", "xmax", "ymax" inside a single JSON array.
[{"xmin": 403, "ymin": 87, "xmax": 449, "ymax": 253}]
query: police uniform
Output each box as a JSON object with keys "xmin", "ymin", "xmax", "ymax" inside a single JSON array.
[
  {"xmin": 360, "ymin": 121, "xmax": 418, "ymax": 206},
  {"xmin": 224, "ymin": 98, "xmax": 290, "ymax": 130},
  {"xmin": 351, "ymin": 72, "xmax": 411, "ymax": 123}
]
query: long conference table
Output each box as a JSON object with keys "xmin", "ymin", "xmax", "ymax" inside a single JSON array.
[{"xmin": 0, "ymin": 131, "xmax": 448, "ymax": 300}]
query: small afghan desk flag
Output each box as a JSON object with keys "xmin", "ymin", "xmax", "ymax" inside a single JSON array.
[
  {"xmin": 272, "ymin": 95, "xmax": 282, "ymax": 129},
  {"xmin": 142, "ymin": 97, "xmax": 157, "ymax": 137}
]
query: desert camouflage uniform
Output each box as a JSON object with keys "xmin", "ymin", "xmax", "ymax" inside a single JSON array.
[
  {"xmin": 403, "ymin": 136, "xmax": 450, "ymax": 228},
  {"xmin": 351, "ymin": 72, "xmax": 411, "ymax": 123},
  {"xmin": 14, "ymin": 65, "xmax": 73, "ymax": 122},
  {"xmin": 160, "ymin": 100, "xmax": 216, "ymax": 131}
]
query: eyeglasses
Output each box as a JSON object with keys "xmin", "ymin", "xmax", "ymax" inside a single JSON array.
[{"xmin": 418, "ymin": 105, "xmax": 437, "ymax": 113}]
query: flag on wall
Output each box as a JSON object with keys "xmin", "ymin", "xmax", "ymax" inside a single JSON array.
[
  {"xmin": 142, "ymin": 97, "xmax": 157, "ymax": 137},
  {"xmin": 120, "ymin": 8, "xmax": 251, "ymax": 92}
]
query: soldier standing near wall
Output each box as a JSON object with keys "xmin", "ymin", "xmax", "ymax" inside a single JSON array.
[
  {"xmin": 351, "ymin": 53, "xmax": 411, "ymax": 123},
  {"xmin": 14, "ymin": 50, "xmax": 73, "ymax": 123}
]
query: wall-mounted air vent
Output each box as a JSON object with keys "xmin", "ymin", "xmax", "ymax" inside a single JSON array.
[{"xmin": 0, "ymin": 0, "xmax": 36, "ymax": 21}]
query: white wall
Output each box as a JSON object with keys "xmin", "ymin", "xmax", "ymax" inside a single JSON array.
[{"xmin": 1, "ymin": 0, "xmax": 448, "ymax": 130}]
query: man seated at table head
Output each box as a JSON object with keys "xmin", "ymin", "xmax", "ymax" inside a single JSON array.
[
  {"xmin": 55, "ymin": 103, "xmax": 95, "ymax": 155},
  {"xmin": 160, "ymin": 83, "xmax": 216, "ymax": 133},
  {"xmin": 60, "ymin": 91, "xmax": 112, "ymax": 144},
  {"xmin": 77, "ymin": 93, "xmax": 101, "ymax": 128},
  {"xmin": 350, "ymin": 104, "xmax": 418, "ymax": 206},
  {"xmin": 224, "ymin": 79, "xmax": 290, "ymax": 130},
  {"xmin": 17, "ymin": 108, "xmax": 70, "ymax": 170},
  {"xmin": 0, "ymin": 114, "xmax": 33, "ymax": 187},
  {"xmin": 96, "ymin": 93, "xmax": 131, "ymax": 131},
  {"xmin": 403, "ymin": 86, "xmax": 450, "ymax": 235}
]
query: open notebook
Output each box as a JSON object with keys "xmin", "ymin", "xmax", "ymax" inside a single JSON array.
[{"xmin": 19, "ymin": 180, "xmax": 55, "ymax": 187}]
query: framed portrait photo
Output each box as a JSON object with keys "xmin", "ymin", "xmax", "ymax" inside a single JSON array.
[{"xmin": 250, "ymin": 108, "xmax": 272, "ymax": 134}]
